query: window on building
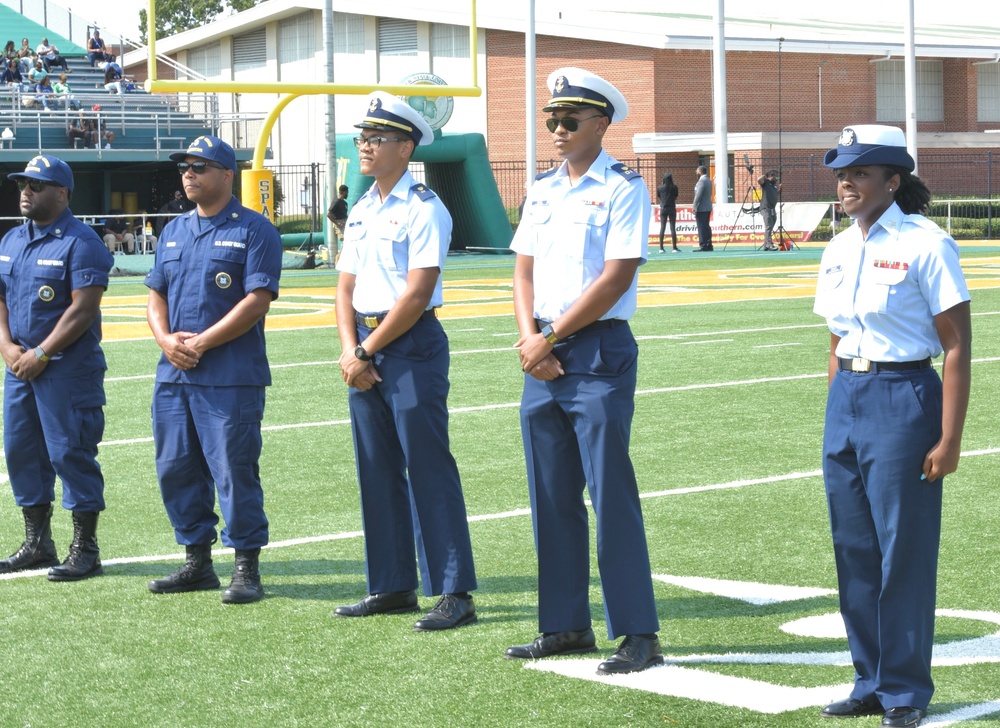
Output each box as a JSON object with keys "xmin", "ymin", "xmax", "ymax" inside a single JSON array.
[
  {"xmin": 875, "ymin": 59, "xmax": 944, "ymax": 123},
  {"xmin": 334, "ymin": 12, "xmax": 365, "ymax": 54},
  {"xmin": 431, "ymin": 23, "xmax": 469, "ymax": 59},
  {"xmin": 978, "ymin": 62, "xmax": 1000, "ymax": 122},
  {"xmin": 279, "ymin": 13, "xmax": 314, "ymax": 64},
  {"xmin": 378, "ymin": 17, "xmax": 417, "ymax": 56},
  {"xmin": 187, "ymin": 42, "xmax": 222, "ymax": 78},
  {"xmin": 233, "ymin": 27, "xmax": 267, "ymax": 73}
]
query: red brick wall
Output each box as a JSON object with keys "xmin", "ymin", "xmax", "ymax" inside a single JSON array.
[
  {"xmin": 486, "ymin": 31, "xmax": 655, "ymax": 168},
  {"xmin": 486, "ymin": 33, "xmax": 990, "ymax": 150}
]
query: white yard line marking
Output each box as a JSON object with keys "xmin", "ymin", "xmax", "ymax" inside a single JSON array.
[
  {"xmin": 524, "ymin": 661, "xmax": 854, "ymax": 715},
  {"xmin": 681, "ymin": 338, "xmax": 734, "ymax": 345}
]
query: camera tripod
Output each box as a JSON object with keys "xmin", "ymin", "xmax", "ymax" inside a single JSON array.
[{"xmin": 721, "ymin": 165, "xmax": 759, "ymax": 251}]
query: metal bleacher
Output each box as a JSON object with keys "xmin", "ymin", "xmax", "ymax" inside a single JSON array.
[{"xmin": 2, "ymin": 55, "xmax": 217, "ymax": 159}]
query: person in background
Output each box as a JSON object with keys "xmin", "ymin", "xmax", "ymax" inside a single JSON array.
[
  {"xmin": 33, "ymin": 75, "xmax": 55, "ymax": 112},
  {"xmin": 814, "ymin": 125, "xmax": 972, "ymax": 728},
  {"xmin": 692, "ymin": 165, "xmax": 713, "ymax": 251},
  {"xmin": 103, "ymin": 55, "xmax": 124, "ymax": 94},
  {"xmin": 326, "ymin": 184, "xmax": 349, "ymax": 248},
  {"xmin": 35, "ymin": 38, "xmax": 70, "ymax": 74},
  {"xmin": 757, "ymin": 169, "xmax": 780, "ymax": 251},
  {"xmin": 52, "ymin": 73, "xmax": 81, "ymax": 111},
  {"xmin": 66, "ymin": 113, "xmax": 88, "ymax": 148},
  {"xmin": 506, "ymin": 67, "xmax": 662, "ymax": 674},
  {"xmin": 27, "ymin": 60, "xmax": 47, "ymax": 88},
  {"xmin": 1, "ymin": 59, "xmax": 23, "ymax": 88},
  {"xmin": 333, "ymin": 92, "xmax": 478, "ymax": 631},
  {"xmin": 16, "ymin": 38, "xmax": 34, "ymax": 71},
  {"xmin": 656, "ymin": 172, "xmax": 679, "ymax": 253},
  {"xmin": 145, "ymin": 136, "xmax": 282, "ymax": 605},
  {"xmin": 87, "ymin": 31, "xmax": 107, "ymax": 67},
  {"xmin": 0, "ymin": 155, "xmax": 114, "ymax": 581},
  {"xmin": 102, "ymin": 209, "xmax": 134, "ymax": 254}
]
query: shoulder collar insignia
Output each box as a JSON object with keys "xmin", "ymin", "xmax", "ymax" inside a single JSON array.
[
  {"xmin": 410, "ymin": 183, "xmax": 437, "ymax": 201},
  {"xmin": 611, "ymin": 162, "xmax": 642, "ymax": 181}
]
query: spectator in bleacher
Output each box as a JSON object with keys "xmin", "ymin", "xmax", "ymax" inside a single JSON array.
[
  {"xmin": 87, "ymin": 31, "xmax": 108, "ymax": 67},
  {"xmin": 53, "ymin": 73, "xmax": 81, "ymax": 111},
  {"xmin": 16, "ymin": 38, "xmax": 34, "ymax": 70},
  {"xmin": 102, "ymin": 210, "xmax": 134, "ymax": 254},
  {"xmin": 67, "ymin": 114, "xmax": 89, "ymax": 148},
  {"xmin": 3, "ymin": 41, "xmax": 23, "ymax": 72},
  {"xmin": 36, "ymin": 38, "xmax": 70, "ymax": 75},
  {"xmin": 104, "ymin": 55, "xmax": 124, "ymax": 94},
  {"xmin": 27, "ymin": 60, "xmax": 47, "ymax": 87},
  {"xmin": 85, "ymin": 106, "xmax": 114, "ymax": 149},
  {"xmin": 1, "ymin": 60, "xmax": 24, "ymax": 89},
  {"xmin": 34, "ymin": 75, "xmax": 55, "ymax": 111}
]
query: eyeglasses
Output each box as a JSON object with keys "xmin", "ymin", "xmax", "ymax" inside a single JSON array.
[
  {"xmin": 545, "ymin": 115, "xmax": 604, "ymax": 133},
  {"xmin": 177, "ymin": 161, "xmax": 227, "ymax": 175},
  {"xmin": 353, "ymin": 135, "xmax": 409, "ymax": 149},
  {"xmin": 16, "ymin": 179, "xmax": 61, "ymax": 193}
]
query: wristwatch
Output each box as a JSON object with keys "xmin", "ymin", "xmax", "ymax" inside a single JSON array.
[
  {"xmin": 34, "ymin": 346, "xmax": 50, "ymax": 362},
  {"xmin": 540, "ymin": 324, "xmax": 559, "ymax": 345},
  {"xmin": 354, "ymin": 344, "xmax": 372, "ymax": 362}
]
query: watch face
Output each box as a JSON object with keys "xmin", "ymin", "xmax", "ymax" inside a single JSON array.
[{"xmin": 355, "ymin": 344, "xmax": 370, "ymax": 361}]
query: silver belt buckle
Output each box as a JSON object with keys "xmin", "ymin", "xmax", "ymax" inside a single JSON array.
[{"xmin": 851, "ymin": 358, "xmax": 871, "ymax": 373}]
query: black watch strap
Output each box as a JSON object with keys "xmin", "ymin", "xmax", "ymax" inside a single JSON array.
[{"xmin": 354, "ymin": 344, "xmax": 371, "ymax": 362}]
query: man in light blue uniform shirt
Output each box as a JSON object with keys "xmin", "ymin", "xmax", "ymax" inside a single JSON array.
[
  {"xmin": 505, "ymin": 67, "xmax": 662, "ymax": 674},
  {"xmin": 814, "ymin": 125, "xmax": 971, "ymax": 728},
  {"xmin": 145, "ymin": 136, "xmax": 282, "ymax": 605},
  {"xmin": 0, "ymin": 155, "xmax": 113, "ymax": 581},
  {"xmin": 333, "ymin": 92, "xmax": 478, "ymax": 632}
]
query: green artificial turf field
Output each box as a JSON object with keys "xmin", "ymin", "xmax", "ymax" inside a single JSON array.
[{"xmin": 1, "ymin": 246, "xmax": 998, "ymax": 727}]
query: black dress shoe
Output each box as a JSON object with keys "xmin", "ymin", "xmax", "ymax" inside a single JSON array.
[
  {"xmin": 881, "ymin": 707, "xmax": 926, "ymax": 727},
  {"xmin": 413, "ymin": 594, "xmax": 477, "ymax": 631},
  {"xmin": 820, "ymin": 697, "xmax": 884, "ymax": 718},
  {"xmin": 333, "ymin": 590, "xmax": 419, "ymax": 617},
  {"xmin": 505, "ymin": 628, "xmax": 597, "ymax": 659},
  {"xmin": 597, "ymin": 634, "xmax": 664, "ymax": 675}
]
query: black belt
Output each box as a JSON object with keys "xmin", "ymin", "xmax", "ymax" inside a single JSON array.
[
  {"xmin": 838, "ymin": 357, "xmax": 932, "ymax": 374},
  {"xmin": 535, "ymin": 318, "xmax": 625, "ymax": 338},
  {"xmin": 356, "ymin": 309, "xmax": 436, "ymax": 329}
]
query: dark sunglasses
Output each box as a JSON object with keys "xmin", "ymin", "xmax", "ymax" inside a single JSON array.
[
  {"xmin": 177, "ymin": 161, "xmax": 227, "ymax": 175},
  {"xmin": 545, "ymin": 114, "xmax": 604, "ymax": 133},
  {"xmin": 16, "ymin": 179, "xmax": 61, "ymax": 193}
]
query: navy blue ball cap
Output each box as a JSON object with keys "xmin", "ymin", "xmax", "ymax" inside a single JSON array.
[
  {"xmin": 8, "ymin": 154, "xmax": 74, "ymax": 192},
  {"xmin": 170, "ymin": 135, "xmax": 237, "ymax": 172},
  {"xmin": 355, "ymin": 91, "xmax": 434, "ymax": 146},
  {"xmin": 542, "ymin": 67, "xmax": 628, "ymax": 123},
  {"xmin": 824, "ymin": 125, "xmax": 915, "ymax": 171}
]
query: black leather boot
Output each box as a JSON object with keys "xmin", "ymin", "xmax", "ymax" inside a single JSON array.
[
  {"xmin": 48, "ymin": 511, "xmax": 103, "ymax": 581},
  {"xmin": 0, "ymin": 504, "xmax": 60, "ymax": 573},
  {"xmin": 148, "ymin": 543, "xmax": 220, "ymax": 593},
  {"xmin": 222, "ymin": 548, "xmax": 264, "ymax": 604}
]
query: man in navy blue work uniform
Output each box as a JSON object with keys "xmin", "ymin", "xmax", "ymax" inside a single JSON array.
[
  {"xmin": 145, "ymin": 136, "xmax": 282, "ymax": 604},
  {"xmin": 333, "ymin": 92, "xmax": 478, "ymax": 631},
  {"xmin": 505, "ymin": 68, "xmax": 662, "ymax": 674},
  {"xmin": 0, "ymin": 155, "xmax": 114, "ymax": 581}
]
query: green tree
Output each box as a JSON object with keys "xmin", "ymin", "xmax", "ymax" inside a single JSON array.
[{"xmin": 138, "ymin": 0, "xmax": 263, "ymax": 44}]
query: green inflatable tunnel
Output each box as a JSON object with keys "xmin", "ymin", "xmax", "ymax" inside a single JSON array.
[{"xmin": 337, "ymin": 131, "xmax": 513, "ymax": 253}]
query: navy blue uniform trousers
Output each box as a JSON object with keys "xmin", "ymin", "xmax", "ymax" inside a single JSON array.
[
  {"xmin": 520, "ymin": 322, "xmax": 659, "ymax": 640},
  {"xmin": 349, "ymin": 315, "xmax": 477, "ymax": 597},
  {"xmin": 3, "ymin": 370, "xmax": 106, "ymax": 511},
  {"xmin": 823, "ymin": 366, "xmax": 943, "ymax": 710},
  {"xmin": 151, "ymin": 383, "xmax": 269, "ymax": 550}
]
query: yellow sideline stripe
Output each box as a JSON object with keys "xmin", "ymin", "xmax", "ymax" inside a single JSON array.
[{"xmin": 98, "ymin": 257, "xmax": 1000, "ymax": 342}]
